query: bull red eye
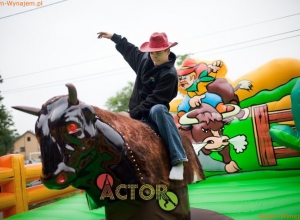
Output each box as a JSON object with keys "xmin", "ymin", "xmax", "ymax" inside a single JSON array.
[
  {"xmin": 67, "ymin": 123, "xmax": 78, "ymax": 134},
  {"xmin": 57, "ymin": 173, "xmax": 66, "ymax": 184}
]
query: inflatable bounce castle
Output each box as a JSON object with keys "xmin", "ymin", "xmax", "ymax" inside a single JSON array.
[{"xmin": 1, "ymin": 58, "xmax": 300, "ymax": 220}]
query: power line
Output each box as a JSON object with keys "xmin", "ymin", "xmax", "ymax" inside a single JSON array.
[
  {"xmin": 3, "ymin": 54, "xmax": 119, "ymax": 80},
  {"xmin": 0, "ymin": 0, "xmax": 68, "ymax": 20},
  {"xmin": 2, "ymin": 67, "xmax": 131, "ymax": 94},
  {"xmin": 3, "ymin": 32, "xmax": 300, "ymax": 95},
  {"xmin": 184, "ymin": 12, "xmax": 300, "ymax": 40},
  {"xmin": 2, "ymin": 71, "xmax": 131, "ymax": 94},
  {"xmin": 3, "ymin": 12, "xmax": 299, "ymax": 81},
  {"xmin": 194, "ymin": 34, "xmax": 300, "ymax": 58},
  {"xmin": 4, "ymin": 33, "xmax": 300, "ymax": 95},
  {"xmin": 2, "ymin": 11, "xmax": 300, "ymax": 92},
  {"xmin": 193, "ymin": 28, "xmax": 300, "ymax": 54},
  {"xmin": 4, "ymin": 27, "xmax": 299, "ymax": 81}
]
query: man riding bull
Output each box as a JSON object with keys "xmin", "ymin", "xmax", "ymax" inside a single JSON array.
[{"xmin": 98, "ymin": 31, "xmax": 188, "ymax": 180}]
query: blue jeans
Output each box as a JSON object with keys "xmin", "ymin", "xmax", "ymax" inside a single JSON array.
[{"xmin": 141, "ymin": 104, "xmax": 188, "ymax": 165}]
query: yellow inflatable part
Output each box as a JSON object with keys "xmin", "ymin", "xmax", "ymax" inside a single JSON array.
[
  {"xmin": 170, "ymin": 98, "xmax": 183, "ymax": 113},
  {"xmin": 233, "ymin": 58, "xmax": 300, "ymax": 101},
  {"xmin": 267, "ymin": 95, "xmax": 291, "ymax": 112},
  {"xmin": 0, "ymin": 154, "xmax": 28, "ymax": 217}
]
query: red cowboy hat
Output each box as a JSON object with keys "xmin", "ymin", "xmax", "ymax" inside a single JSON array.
[
  {"xmin": 177, "ymin": 58, "xmax": 198, "ymax": 76},
  {"xmin": 140, "ymin": 32, "xmax": 178, "ymax": 52}
]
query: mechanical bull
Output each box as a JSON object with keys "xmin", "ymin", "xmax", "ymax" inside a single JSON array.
[
  {"xmin": 179, "ymin": 103, "xmax": 248, "ymax": 173},
  {"xmin": 13, "ymin": 84, "xmax": 210, "ymax": 220}
]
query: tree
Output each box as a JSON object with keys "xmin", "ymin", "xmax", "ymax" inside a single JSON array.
[
  {"xmin": 0, "ymin": 75, "xmax": 19, "ymax": 156},
  {"xmin": 105, "ymin": 81, "xmax": 134, "ymax": 113},
  {"xmin": 176, "ymin": 53, "xmax": 193, "ymax": 66}
]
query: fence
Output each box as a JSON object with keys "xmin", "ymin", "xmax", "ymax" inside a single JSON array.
[
  {"xmin": 252, "ymin": 104, "xmax": 300, "ymax": 166},
  {"xmin": 0, "ymin": 154, "xmax": 77, "ymax": 219}
]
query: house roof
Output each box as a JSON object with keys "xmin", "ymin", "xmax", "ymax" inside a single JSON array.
[{"xmin": 14, "ymin": 130, "xmax": 36, "ymax": 142}]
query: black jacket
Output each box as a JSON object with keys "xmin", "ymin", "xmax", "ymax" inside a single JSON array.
[{"xmin": 111, "ymin": 34, "xmax": 178, "ymax": 120}]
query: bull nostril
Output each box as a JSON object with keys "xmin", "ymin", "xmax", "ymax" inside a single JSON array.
[
  {"xmin": 57, "ymin": 173, "xmax": 67, "ymax": 184},
  {"xmin": 223, "ymin": 139, "xmax": 229, "ymax": 143},
  {"xmin": 207, "ymin": 140, "xmax": 214, "ymax": 144}
]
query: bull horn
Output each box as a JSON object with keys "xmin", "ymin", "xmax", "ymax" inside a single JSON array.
[
  {"xmin": 12, "ymin": 106, "xmax": 40, "ymax": 116},
  {"xmin": 221, "ymin": 104, "xmax": 241, "ymax": 119},
  {"xmin": 179, "ymin": 104, "xmax": 242, "ymax": 125},
  {"xmin": 66, "ymin": 83, "xmax": 78, "ymax": 105},
  {"xmin": 179, "ymin": 110, "xmax": 199, "ymax": 125}
]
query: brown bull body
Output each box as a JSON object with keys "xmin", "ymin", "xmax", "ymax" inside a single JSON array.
[
  {"xmin": 13, "ymin": 84, "xmax": 205, "ymax": 217},
  {"xmin": 93, "ymin": 107, "xmax": 205, "ymax": 189}
]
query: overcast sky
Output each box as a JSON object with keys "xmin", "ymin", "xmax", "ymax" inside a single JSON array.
[{"xmin": 1, "ymin": 0, "xmax": 300, "ymax": 135}]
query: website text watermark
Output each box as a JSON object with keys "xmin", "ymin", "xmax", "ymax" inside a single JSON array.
[
  {"xmin": 258, "ymin": 214, "xmax": 300, "ymax": 219},
  {"xmin": 0, "ymin": 1, "xmax": 43, "ymax": 7}
]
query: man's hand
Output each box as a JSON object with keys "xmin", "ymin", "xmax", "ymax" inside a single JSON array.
[
  {"xmin": 97, "ymin": 32, "xmax": 113, "ymax": 39},
  {"xmin": 118, "ymin": 111, "xmax": 131, "ymax": 118}
]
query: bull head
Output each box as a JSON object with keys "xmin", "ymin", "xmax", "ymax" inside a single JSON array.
[
  {"xmin": 12, "ymin": 84, "xmax": 98, "ymax": 189},
  {"xmin": 178, "ymin": 103, "xmax": 230, "ymax": 147}
]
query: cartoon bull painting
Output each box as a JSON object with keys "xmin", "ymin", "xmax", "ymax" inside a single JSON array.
[
  {"xmin": 13, "ymin": 84, "xmax": 234, "ymax": 220},
  {"xmin": 179, "ymin": 103, "xmax": 248, "ymax": 173}
]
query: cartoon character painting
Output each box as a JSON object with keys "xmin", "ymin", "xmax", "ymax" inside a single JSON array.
[
  {"xmin": 176, "ymin": 58, "xmax": 252, "ymax": 121},
  {"xmin": 175, "ymin": 58, "xmax": 252, "ymax": 173},
  {"xmin": 179, "ymin": 103, "xmax": 248, "ymax": 173},
  {"xmin": 172, "ymin": 57, "xmax": 300, "ymax": 174}
]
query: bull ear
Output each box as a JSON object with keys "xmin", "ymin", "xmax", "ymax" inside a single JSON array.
[
  {"xmin": 12, "ymin": 106, "xmax": 40, "ymax": 116},
  {"xmin": 66, "ymin": 83, "xmax": 78, "ymax": 105}
]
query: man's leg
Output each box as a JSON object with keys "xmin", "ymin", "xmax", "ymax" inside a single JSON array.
[{"xmin": 148, "ymin": 104, "xmax": 188, "ymax": 180}]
